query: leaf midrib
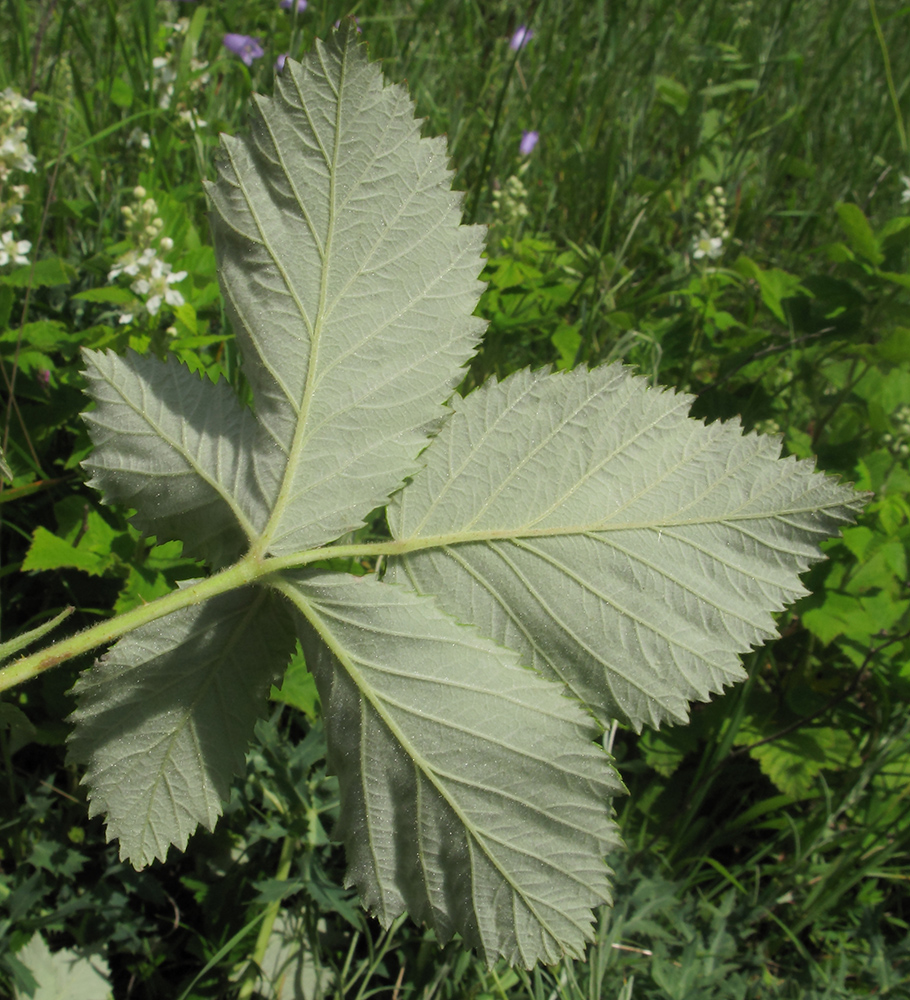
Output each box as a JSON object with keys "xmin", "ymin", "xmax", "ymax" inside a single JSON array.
[
  {"xmin": 391, "ymin": 499, "xmax": 860, "ymax": 549},
  {"xmin": 254, "ymin": 62, "xmax": 343, "ymax": 553}
]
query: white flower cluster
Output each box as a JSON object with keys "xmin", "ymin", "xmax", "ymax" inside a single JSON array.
[
  {"xmin": 753, "ymin": 417, "xmax": 782, "ymax": 437},
  {"xmin": 491, "ymin": 173, "xmax": 531, "ymax": 226},
  {"xmin": 128, "ymin": 18, "xmax": 210, "ymax": 149},
  {"xmin": 882, "ymin": 403, "xmax": 910, "ymax": 459},
  {"xmin": 691, "ymin": 185, "xmax": 730, "ymax": 262},
  {"xmin": 108, "ymin": 187, "xmax": 186, "ymax": 324},
  {"xmin": 0, "ymin": 88, "xmax": 37, "ymax": 269}
]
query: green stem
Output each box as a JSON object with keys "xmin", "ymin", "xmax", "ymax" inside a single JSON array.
[
  {"xmin": 0, "ymin": 489, "xmax": 864, "ymax": 695},
  {"xmin": 0, "ymin": 554, "xmax": 262, "ymax": 694},
  {"xmin": 0, "ymin": 537, "xmax": 413, "ymax": 694},
  {"xmin": 236, "ymin": 833, "xmax": 297, "ymax": 999},
  {"xmin": 0, "ymin": 606, "xmax": 73, "ymax": 661},
  {"xmin": 868, "ymin": 0, "xmax": 907, "ymax": 155}
]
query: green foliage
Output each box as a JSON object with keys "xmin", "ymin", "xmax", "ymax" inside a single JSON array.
[
  {"xmin": 1, "ymin": 0, "xmax": 909, "ymax": 993},
  {"xmin": 1, "ymin": 19, "xmax": 866, "ymax": 973}
]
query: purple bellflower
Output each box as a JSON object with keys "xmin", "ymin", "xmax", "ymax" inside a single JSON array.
[
  {"xmin": 520, "ymin": 130, "xmax": 539, "ymax": 155},
  {"xmin": 510, "ymin": 26, "xmax": 533, "ymax": 50},
  {"xmin": 280, "ymin": 0, "xmax": 307, "ymax": 11},
  {"xmin": 223, "ymin": 33, "xmax": 265, "ymax": 67},
  {"xmin": 334, "ymin": 17, "xmax": 361, "ymax": 32}
]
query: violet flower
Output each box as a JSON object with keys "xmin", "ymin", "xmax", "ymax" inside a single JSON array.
[
  {"xmin": 223, "ymin": 33, "xmax": 265, "ymax": 67},
  {"xmin": 520, "ymin": 130, "xmax": 539, "ymax": 155},
  {"xmin": 276, "ymin": 53, "xmax": 289, "ymax": 73},
  {"xmin": 510, "ymin": 26, "xmax": 532, "ymax": 50},
  {"xmin": 280, "ymin": 0, "xmax": 307, "ymax": 11}
]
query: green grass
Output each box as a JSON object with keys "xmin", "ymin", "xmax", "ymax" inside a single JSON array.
[{"xmin": 1, "ymin": 0, "xmax": 909, "ymax": 995}]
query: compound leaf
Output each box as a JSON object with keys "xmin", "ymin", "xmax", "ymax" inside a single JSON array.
[
  {"xmin": 387, "ymin": 365, "xmax": 868, "ymax": 731},
  {"xmin": 67, "ymin": 20, "xmax": 870, "ymax": 966},
  {"xmin": 277, "ymin": 571, "xmax": 623, "ymax": 967},
  {"xmin": 67, "ymin": 588, "xmax": 295, "ymax": 867},
  {"xmin": 206, "ymin": 23, "xmax": 486, "ymax": 556}
]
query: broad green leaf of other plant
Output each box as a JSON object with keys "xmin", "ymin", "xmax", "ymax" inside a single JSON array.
[{"xmin": 65, "ymin": 22, "xmax": 867, "ymax": 967}]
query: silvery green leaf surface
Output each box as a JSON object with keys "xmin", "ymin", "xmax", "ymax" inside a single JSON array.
[
  {"xmin": 206, "ymin": 23, "xmax": 486, "ymax": 556},
  {"xmin": 82, "ymin": 349, "xmax": 265, "ymax": 567},
  {"xmin": 387, "ymin": 364, "xmax": 868, "ymax": 732},
  {"xmin": 67, "ymin": 589, "xmax": 295, "ymax": 867},
  {"xmin": 13, "ymin": 934, "xmax": 112, "ymax": 1000},
  {"xmin": 278, "ymin": 571, "xmax": 623, "ymax": 967}
]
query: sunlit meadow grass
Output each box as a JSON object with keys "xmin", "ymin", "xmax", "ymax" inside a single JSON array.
[{"xmin": 1, "ymin": 0, "xmax": 909, "ymax": 996}]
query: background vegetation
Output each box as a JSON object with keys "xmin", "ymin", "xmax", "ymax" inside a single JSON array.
[{"xmin": 1, "ymin": 0, "xmax": 909, "ymax": 995}]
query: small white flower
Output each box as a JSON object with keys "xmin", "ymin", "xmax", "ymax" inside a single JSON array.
[
  {"xmin": 0, "ymin": 230, "xmax": 31, "ymax": 267},
  {"xmin": 0, "ymin": 130, "xmax": 36, "ymax": 173},
  {"xmin": 0, "ymin": 88, "xmax": 37, "ymax": 115},
  {"xmin": 188, "ymin": 58, "xmax": 211, "ymax": 91},
  {"xmin": 153, "ymin": 60, "xmax": 177, "ymax": 88},
  {"xmin": 163, "ymin": 17, "xmax": 189, "ymax": 36},
  {"xmin": 692, "ymin": 229, "xmax": 724, "ymax": 260},
  {"xmin": 109, "ymin": 250, "xmax": 137, "ymax": 281},
  {"xmin": 127, "ymin": 128, "xmax": 151, "ymax": 149},
  {"xmin": 177, "ymin": 109, "xmax": 207, "ymax": 131},
  {"xmin": 901, "ymin": 175, "xmax": 910, "ymax": 204},
  {"xmin": 139, "ymin": 259, "xmax": 187, "ymax": 316},
  {"xmin": 2, "ymin": 196, "xmax": 24, "ymax": 226},
  {"xmin": 138, "ymin": 247, "xmax": 158, "ymax": 268},
  {"xmin": 110, "ymin": 246, "xmax": 157, "ymax": 281}
]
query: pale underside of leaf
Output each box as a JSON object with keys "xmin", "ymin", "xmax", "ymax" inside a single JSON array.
[
  {"xmin": 81, "ymin": 349, "xmax": 265, "ymax": 567},
  {"xmin": 67, "ymin": 588, "xmax": 295, "ymax": 868},
  {"xmin": 206, "ymin": 23, "xmax": 487, "ymax": 557},
  {"xmin": 387, "ymin": 364, "xmax": 868, "ymax": 732},
  {"xmin": 274, "ymin": 571, "xmax": 623, "ymax": 967}
]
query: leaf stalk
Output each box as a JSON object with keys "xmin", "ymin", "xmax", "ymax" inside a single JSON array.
[
  {"xmin": 0, "ymin": 537, "xmax": 423, "ymax": 693},
  {"xmin": 0, "ymin": 554, "xmax": 261, "ymax": 693}
]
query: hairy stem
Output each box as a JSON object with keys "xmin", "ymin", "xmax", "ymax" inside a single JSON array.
[
  {"xmin": 0, "ymin": 536, "xmax": 419, "ymax": 693},
  {"xmin": 0, "ymin": 555, "xmax": 261, "ymax": 693}
]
